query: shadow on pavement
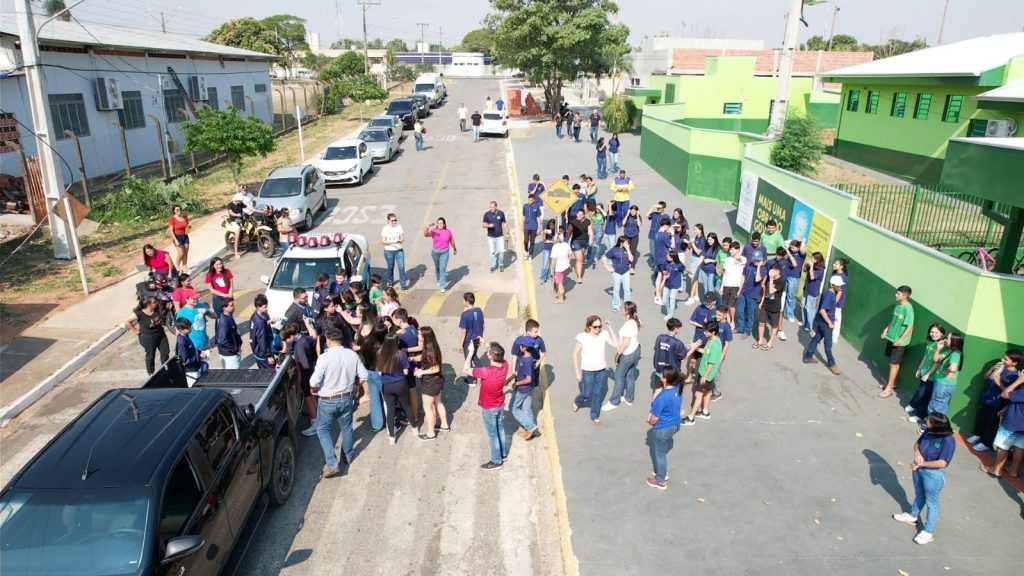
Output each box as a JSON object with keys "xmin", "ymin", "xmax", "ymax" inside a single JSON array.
[{"xmin": 863, "ymin": 448, "xmax": 910, "ymax": 510}]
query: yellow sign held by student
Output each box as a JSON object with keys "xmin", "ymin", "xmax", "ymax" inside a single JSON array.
[{"xmin": 541, "ymin": 180, "xmax": 575, "ymax": 215}]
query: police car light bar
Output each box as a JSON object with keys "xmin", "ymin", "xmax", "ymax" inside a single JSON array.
[{"xmin": 289, "ymin": 232, "xmax": 345, "ymax": 247}]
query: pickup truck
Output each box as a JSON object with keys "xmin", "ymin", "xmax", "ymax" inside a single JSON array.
[{"xmin": 0, "ymin": 356, "xmax": 303, "ymax": 576}]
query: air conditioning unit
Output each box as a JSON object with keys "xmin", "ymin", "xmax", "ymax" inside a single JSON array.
[
  {"xmin": 985, "ymin": 118, "xmax": 1017, "ymax": 137},
  {"xmin": 189, "ymin": 75, "xmax": 208, "ymax": 101},
  {"xmin": 94, "ymin": 77, "xmax": 122, "ymax": 110}
]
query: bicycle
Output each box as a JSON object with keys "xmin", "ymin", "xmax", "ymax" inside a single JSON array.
[{"xmin": 957, "ymin": 246, "xmax": 1024, "ymax": 275}]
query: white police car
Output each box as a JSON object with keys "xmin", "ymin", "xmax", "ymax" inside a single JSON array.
[{"xmin": 260, "ymin": 232, "xmax": 370, "ymax": 319}]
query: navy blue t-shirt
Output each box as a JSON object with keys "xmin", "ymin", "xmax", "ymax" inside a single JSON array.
[
  {"xmin": 381, "ymin": 351, "xmax": 410, "ymax": 385},
  {"xmin": 785, "ymin": 252, "xmax": 806, "ymax": 279},
  {"xmin": 459, "ymin": 307, "xmax": 485, "ymax": 347},
  {"xmin": 512, "ymin": 334, "xmax": 547, "ymax": 360},
  {"xmin": 804, "ymin": 265, "xmax": 824, "ymax": 297},
  {"xmin": 655, "ymin": 230, "xmax": 672, "ymax": 264},
  {"xmin": 608, "ymin": 138, "xmax": 619, "ymax": 153},
  {"xmin": 603, "ymin": 213, "xmax": 617, "ymax": 234},
  {"xmin": 835, "ymin": 272, "xmax": 848, "ymax": 308},
  {"xmin": 653, "ymin": 333, "xmax": 686, "ymax": 371},
  {"xmin": 605, "ymin": 246, "xmax": 631, "ymax": 275},
  {"xmin": 980, "ymin": 368, "xmax": 1021, "ymax": 408},
  {"xmin": 818, "ymin": 290, "xmax": 838, "ymax": 323},
  {"xmin": 700, "ymin": 245, "xmax": 720, "ymax": 274},
  {"xmin": 624, "ymin": 213, "xmax": 641, "ymax": 238},
  {"xmin": 690, "ymin": 305, "xmax": 716, "ymax": 342},
  {"xmin": 647, "ymin": 211, "xmax": 664, "ymax": 239},
  {"xmin": 398, "ymin": 325, "xmax": 418, "ymax": 349},
  {"xmin": 690, "ymin": 235, "xmax": 706, "ymax": 258},
  {"xmin": 483, "ymin": 210, "xmax": 507, "ymax": 238},
  {"xmin": 665, "ymin": 262, "xmax": 686, "ymax": 290},
  {"xmin": 523, "ymin": 202, "xmax": 541, "ymax": 231},
  {"xmin": 514, "ymin": 355, "xmax": 535, "ymax": 390},
  {"xmin": 917, "ymin": 432, "xmax": 955, "ymax": 464},
  {"xmin": 1002, "ymin": 388, "xmax": 1024, "ymax": 432},
  {"xmin": 743, "ymin": 243, "xmax": 766, "ymax": 263},
  {"xmin": 741, "ymin": 263, "xmax": 765, "ymax": 299}
]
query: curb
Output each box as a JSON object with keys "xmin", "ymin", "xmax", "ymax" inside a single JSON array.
[{"xmin": 0, "ymin": 325, "xmax": 125, "ymax": 427}]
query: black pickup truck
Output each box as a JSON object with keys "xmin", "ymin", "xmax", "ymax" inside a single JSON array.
[{"xmin": 0, "ymin": 357, "xmax": 303, "ymax": 576}]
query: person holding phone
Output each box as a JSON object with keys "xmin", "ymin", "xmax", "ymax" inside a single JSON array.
[{"xmin": 424, "ymin": 217, "xmax": 457, "ymax": 292}]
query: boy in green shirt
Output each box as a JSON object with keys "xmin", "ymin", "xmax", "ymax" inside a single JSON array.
[
  {"xmin": 368, "ymin": 274, "xmax": 384, "ymax": 310},
  {"xmin": 761, "ymin": 220, "xmax": 785, "ymax": 254},
  {"xmin": 879, "ymin": 285, "xmax": 915, "ymax": 398},
  {"xmin": 684, "ymin": 319, "xmax": 722, "ymax": 425}
]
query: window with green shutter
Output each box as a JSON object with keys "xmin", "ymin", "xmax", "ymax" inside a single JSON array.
[
  {"xmin": 865, "ymin": 91, "xmax": 879, "ymax": 114},
  {"xmin": 891, "ymin": 92, "xmax": 907, "ymax": 118},
  {"xmin": 942, "ymin": 95, "xmax": 964, "ymax": 123},
  {"xmin": 967, "ymin": 118, "xmax": 989, "ymax": 137},
  {"xmin": 913, "ymin": 93, "xmax": 931, "ymax": 120},
  {"xmin": 846, "ymin": 89, "xmax": 861, "ymax": 112}
]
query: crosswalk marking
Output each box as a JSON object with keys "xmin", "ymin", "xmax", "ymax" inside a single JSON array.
[
  {"xmin": 419, "ymin": 289, "xmax": 450, "ymax": 317},
  {"xmin": 474, "ymin": 290, "xmax": 492, "ymax": 313}
]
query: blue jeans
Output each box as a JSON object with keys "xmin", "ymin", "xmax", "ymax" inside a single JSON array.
[
  {"xmin": 574, "ymin": 369, "xmax": 607, "ymax": 421},
  {"xmin": 220, "ymin": 354, "xmax": 240, "ymax": 369},
  {"xmin": 737, "ymin": 294, "xmax": 757, "ymax": 334},
  {"xmin": 431, "ymin": 249, "xmax": 450, "ymax": 289},
  {"xmin": 573, "ymin": 126, "xmax": 581, "ymax": 142},
  {"xmin": 316, "ymin": 396, "xmax": 355, "ymax": 468},
  {"xmin": 481, "ymin": 406, "xmax": 508, "ymax": 464},
  {"xmin": 928, "ymin": 383, "xmax": 957, "ymax": 415},
  {"xmin": 487, "ymin": 236, "xmax": 504, "ymax": 269},
  {"xmin": 609, "ymin": 151, "xmax": 619, "ymax": 172},
  {"xmin": 596, "ymin": 155, "xmax": 607, "ymax": 179},
  {"xmin": 602, "ymin": 233, "xmax": 616, "ymax": 254},
  {"xmin": 909, "ymin": 467, "xmax": 945, "ymax": 533},
  {"xmin": 367, "ymin": 371, "xmax": 384, "ymax": 431},
  {"xmin": 383, "ymin": 249, "xmax": 407, "ymax": 289},
  {"xmin": 611, "ymin": 272, "xmax": 631, "ymax": 310},
  {"xmin": 697, "ymin": 269, "xmax": 718, "ymax": 301},
  {"xmin": 590, "ymin": 125, "xmax": 599, "ymax": 143},
  {"xmin": 784, "ymin": 275, "xmax": 800, "ymax": 321},
  {"xmin": 611, "ymin": 347, "xmax": 641, "ymax": 405},
  {"xmin": 414, "ymin": 132, "xmax": 424, "ymax": 150},
  {"xmin": 473, "ymin": 125, "xmax": 481, "ymax": 141},
  {"xmin": 909, "ymin": 379, "xmax": 934, "ymax": 420},
  {"xmin": 556, "ymin": 124, "xmax": 563, "ymax": 138},
  {"xmin": 540, "ymin": 249, "xmax": 552, "ymax": 281},
  {"xmin": 510, "ymin": 388, "xmax": 537, "ymax": 432},
  {"xmin": 648, "ymin": 238, "xmax": 656, "ymax": 266},
  {"xmin": 649, "ymin": 425, "xmax": 679, "ymax": 483},
  {"xmin": 663, "ymin": 287, "xmax": 680, "ymax": 318},
  {"xmin": 803, "ymin": 318, "xmax": 835, "ymax": 366},
  {"xmin": 802, "ymin": 294, "xmax": 820, "ymax": 331}
]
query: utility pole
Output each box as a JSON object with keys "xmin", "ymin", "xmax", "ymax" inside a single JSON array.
[
  {"xmin": 15, "ymin": 0, "xmax": 73, "ymax": 259},
  {"xmin": 358, "ymin": 0, "xmax": 380, "ymax": 76},
  {"xmin": 937, "ymin": 0, "xmax": 951, "ymax": 44},
  {"xmin": 767, "ymin": 0, "xmax": 804, "ymax": 138},
  {"xmin": 417, "ymin": 22, "xmax": 428, "ymax": 63},
  {"xmin": 159, "ymin": 11, "xmax": 167, "ymax": 33},
  {"xmin": 335, "ymin": 0, "xmax": 342, "ymax": 43},
  {"xmin": 826, "ymin": 5, "xmax": 840, "ymax": 50},
  {"xmin": 439, "ymin": 26, "xmax": 443, "ymax": 52}
]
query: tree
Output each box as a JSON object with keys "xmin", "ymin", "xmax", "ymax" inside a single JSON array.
[
  {"xmin": 804, "ymin": 33, "xmax": 863, "ymax": 51},
  {"xmin": 458, "ymin": 28, "xmax": 495, "ymax": 53},
  {"xmin": 320, "ymin": 51, "xmax": 366, "ymax": 82},
  {"xmin": 870, "ymin": 36, "xmax": 928, "ymax": 59},
  {"xmin": 42, "ymin": 0, "xmax": 70, "ymax": 20},
  {"xmin": 261, "ymin": 15, "xmax": 309, "ymax": 72},
  {"xmin": 336, "ymin": 75, "xmax": 388, "ymax": 121},
  {"xmin": 428, "ymin": 43, "xmax": 447, "ymax": 53},
  {"xmin": 331, "ymin": 38, "xmax": 364, "ymax": 50},
  {"xmin": 412, "ymin": 62, "xmax": 436, "ymax": 75},
  {"xmin": 302, "ymin": 51, "xmax": 333, "ymax": 77},
  {"xmin": 206, "ymin": 17, "xmax": 283, "ymax": 56},
  {"xmin": 385, "ymin": 38, "xmax": 409, "ymax": 53},
  {"xmin": 366, "ymin": 38, "xmax": 385, "ymax": 49},
  {"xmin": 769, "ymin": 113, "xmax": 824, "ymax": 177},
  {"xmin": 602, "ymin": 96, "xmax": 636, "ymax": 133},
  {"xmin": 390, "ymin": 64, "xmax": 416, "ymax": 92},
  {"xmin": 183, "ymin": 108, "xmax": 276, "ymax": 186},
  {"xmin": 487, "ymin": 0, "xmax": 629, "ymax": 113}
]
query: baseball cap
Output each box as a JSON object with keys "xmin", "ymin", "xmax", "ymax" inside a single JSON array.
[
  {"xmin": 830, "ymin": 275, "xmax": 845, "ymax": 287},
  {"xmin": 232, "ymin": 193, "xmax": 244, "ymax": 202}
]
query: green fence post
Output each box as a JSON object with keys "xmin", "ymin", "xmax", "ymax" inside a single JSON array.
[
  {"xmin": 906, "ymin": 185, "xmax": 921, "ymax": 239},
  {"xmin": 983, "ymin": 218, "xmax": 995, "ymax": 247}
]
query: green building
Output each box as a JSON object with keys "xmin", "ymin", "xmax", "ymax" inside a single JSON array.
[
  {"xmin": 627, "ymin": 56, "xmax": 841, "ymax": 132},
  {"xmin": 824, "ymin": 33, "xmax": 1024, "ymax": 185}
]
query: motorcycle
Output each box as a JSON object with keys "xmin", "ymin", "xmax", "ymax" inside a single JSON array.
[
  {"xmin": 135, "ymin": 272, "xmax": 177, "ymax": 328},
  {"xmin": 223, "ymin": 207, "xmax": 278, "ymax": 258}
]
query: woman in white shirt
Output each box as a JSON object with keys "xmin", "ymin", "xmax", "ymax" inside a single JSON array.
[
  {"xmin": 604, "ymin": 301, "xmax": 642, "ymax": 411},
  {"xmin": 572, "ymin": 314, "xmax": 620, "ymax": 426}
]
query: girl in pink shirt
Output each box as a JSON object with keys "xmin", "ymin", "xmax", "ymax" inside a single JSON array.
[{"xmin": 423, "ymin": 217, "xmax": 458, "ymax": 292}]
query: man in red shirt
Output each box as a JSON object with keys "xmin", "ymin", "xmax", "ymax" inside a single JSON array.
[{"xmin": 469, "ymin": 342, "xmax": 510, "ymax": 470}]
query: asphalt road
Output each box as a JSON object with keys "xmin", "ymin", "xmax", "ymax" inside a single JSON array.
[{"xmin": 0, "ymin": 78, "xmax": 561, "ymax": 575}]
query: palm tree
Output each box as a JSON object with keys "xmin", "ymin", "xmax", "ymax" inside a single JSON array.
[{"xmin": 42, "ymin": 0, "xmax": 71, "ymax": 21}]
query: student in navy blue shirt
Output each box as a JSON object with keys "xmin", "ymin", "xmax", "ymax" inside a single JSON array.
[
  {"xmin": 646, "ymin": 201, "xmax": 667, "ymax": 267},
  {"xmin": 967, "ymin": 349, "xmax": 1023, "ymax": 452},
  {"xmin": 249, "ymin": 294, "xmax": 275, "ymax": 369},
  {"xmin": 782, "ymin": 240, "xmax": 807, "ymax": 324},
  {"xmin": 175, "ymin": 318, "xmax": 207, "ymax": 383},
  {"xmin": 983, "ymin": 373, "xmax": 1024, "ymax": 479},
  {"xmin": 652, "ymin": 318, "xmax": 687, "ymax": 393},
  {"xmin": 601, "ymin": 200, "xmax": 619, "ymax": 254},
  {"xmin": 527, "ymin": 173, "xmax": 546, "ymax": 197},
  {"xmin": 652, "ymin": 218, "xmax": 673, "ymax": 305},
  {"xmin": 688, "ymin": 292, "xmax": 718, "ymax": 345},
  {"xmin": 511, "ymin": 319, "xmax": 547, "ymax": 385},
  {"xmin": 742, "ymin": 232, "xmax": 766, "ymax": 263},
  {"xmin": 684, "ymin": 225, "xmax": 707, "ymax": 305},
  {"xmin": 830, "ymin": 257, "xmax": 849, "ymax": 345},
  {"xmin": 801, "ymin": 252, "xmax": 826, "ymax": 333},
  {"xmin": 802, "ymin": 276, "xmax": 843, "ymax": 374},
  {"xmin": 523, "ymin": 192, "xmax": 542, "ymax": 257},
  {"xmin": 508, "ymin": 342, "xmax": 539, "ymax": 440},
  {"xmin": 893, "ymin": 412, "xmax": 956, "ymax": 545},
  {"xmin": 214, "ymin": 297, "xmax": 243, "ymax": 369},
  {"xmin": 608, "ymin": 133, "xmax": 621, "ymax": 172},
  {"xmin": 623, "ymin": 205, "xmax": 643, "ymax": 274},
  {"xmin": 603, "ymin": 235, "xmax": 633, "ymax": 312},
  {"xmin": 459, "ymin": 292, "xmax": 485, "ymax": 384},
  {"xmin": 660, "ymin": 251, "xmax": 686, "ymax": 320},
  {"xmin": 647, "ymin": 366, "xmax": 683, "ymax": 489},
  {"xmin": 483, "ymin": 202, "xmax": 509, "ymax": 272},
  {"xmin": 736, "ymin": 253, "xmax": 765, "ymax": 336}
]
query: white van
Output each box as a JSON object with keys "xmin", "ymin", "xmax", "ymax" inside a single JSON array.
[{"xmin": 413, "ymin": 73, "xmax": 446, "ymax": 107}]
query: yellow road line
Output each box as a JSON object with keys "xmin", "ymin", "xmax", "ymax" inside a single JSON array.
[
  {"xmin": 505, "ymin": 294, "xmax": 519, "ymax": 319},
  {"xmin": 419, "ymin": 290, "xmax": 450, "ymax": 317},
  {"xmin": 231, "ymin": 288, "xmax": 258, "ymax": 320},
  {"xmin": 508, "ymin": 144, "xmax": 579, "ymax": 576},
  {"xmin": 410, "ymin": 160, "xmax": 452, "ymax": 255},
  {"xmin": 473, "ymin": 290, "xmax": 492, "ymax": 313}
]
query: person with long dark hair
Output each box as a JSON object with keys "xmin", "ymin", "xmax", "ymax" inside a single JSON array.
[
  {"xmin": 424, "ymin": 217, "xmax": 457, "ymax": 292},
  {"xmin": 377, "ymin": 332, "xmax": 415, "ymax": 444},
  {"xmin": 595, "ymin": 137, "xmax": 608, "ymax": 179},
  {"xmin": 684, "ymin": 224, "xmax": 706, "ymax": 305},
  {"xmin": 892, "ymin": 412, "xmax": 955, "ymax": 545},
  {"xmin": 414, "ymin": 326, "xmax": 449, "ymax": 440},
  {"xmin": 204, "ymin": 257, "xmax": 234, "ymax": 316},
  {"xmin": 354, "ymin": 315, "xmax": 387, "ymax": 431},
  {"xmin": 167, "ymin": 204, "xmax": 190, "ymax": 272},
  {"xmin": 646, "ymin": 366, "xmax": 683, "ymax": 490},
  {"xmin": 967, "ymin": 349, "xmax": 1023, "ymax": 453},
  {"xmin": 125, "ymin": 296, "xmax": 169, "ymax": 374},
  {"xmin": 831, "ymin": 258, "xmax": 849, "ymax": 344},
  {"xmin": 981, "ymin": 369, "xmax": 1024, "ymax": 479},
  {"xmin": 924, "ymin": 332, "xmax": 963, "ymax": 417},
  {"xmin": 142, "ymin": 243, "xmax": 176, "ymax": 280},
  {"xmin": 604, "ymin": 301, "xmax": 642, "ymax": 410},
  {"xmin": 800, "ymin": 251, "xmax": 826, "ymax": 332},
  {"xmin": 906, "ymin": 324, "xmax": 948, "ymax": 423}
]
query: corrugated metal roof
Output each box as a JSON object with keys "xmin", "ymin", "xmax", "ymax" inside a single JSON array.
[
  {"xmin": 0, "ymin": 13, "xmax": 275, "ymax": 59},
  {"xmin": 976, "ymin": 79, "xmax": 1024, "ymax": 103},
  {"xmin": 825, "ymin": 33, "xmax": 1024, "ymax": 78}
]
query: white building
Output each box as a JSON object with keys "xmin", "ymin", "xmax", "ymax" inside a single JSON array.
[
  {"xmin": 306, "ymin": 32, "xmax": 387, "ymax": 81},
  {"xmin": 446, "ymin": 52, "xmax": 486, "ymax": 77},
  {"xmin": 628, "ymin": 37, "xmax": 765, "ymax": 87},
  {"xmin": 0, "ymin": 16, "xmax": 275, "ymax": 183}
]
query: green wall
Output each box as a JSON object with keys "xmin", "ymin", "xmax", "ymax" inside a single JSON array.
[
  {"xmin": 942, "ymin": 139, "xmax": 1024, "ymax": 205},
  {"xmin": 833, "ymin": 82, "xmax": 1024, "ymax": 184}
]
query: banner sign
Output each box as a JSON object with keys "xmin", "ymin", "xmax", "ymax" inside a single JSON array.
[{"xmin": 737, "ymin": 172, "xmax": 758, "ymax": 232}]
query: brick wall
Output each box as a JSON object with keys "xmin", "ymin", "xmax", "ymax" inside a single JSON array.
[{"xmin": 671, "ymin": 48, "xmax": 873, "ymax": 75}]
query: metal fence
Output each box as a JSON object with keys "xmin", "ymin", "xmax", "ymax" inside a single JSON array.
[{"xmin": 836, "ymin": 183, "xmax": 1014, "ymax": 249}]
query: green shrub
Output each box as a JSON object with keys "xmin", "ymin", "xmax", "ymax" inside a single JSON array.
[
  {"xmin": 602, "ymin": 96, "xmax": 638, "ymax": 133},
  {"xmin": 769, "ymin": 113, "xmax": 824, "ymax": 177},
  {"xmin": 93, "ymin": 176, "xmax": 206, "ymax": 225}
]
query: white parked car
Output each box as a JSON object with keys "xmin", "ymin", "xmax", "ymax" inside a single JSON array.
[
  {"xmin": 260, "ymin": 234, "xmax": 370, "ymax": 320},
  {"xmin": 255, "ymin": 164, "xmax": 327, "ymax": 231},
  {"xmin": 358, "ymin": 127, "xmax": 400, "ymax": 162},
  {"xmin": 479, "ymin": 111, "xmax": 509, "ymax": 137},
  {"xmin": 367, "ymin": 114, "xmax": 404, "ymax": 141},
  {"xmin": 316, "ymin": 139, "xmax": 374, "ymax": 185}
]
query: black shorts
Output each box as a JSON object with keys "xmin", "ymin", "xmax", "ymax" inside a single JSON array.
[
  {"xmin": 757, "ymin": 308, "xmax": 780, "ymax": 327},
  {"xmin": 885, "ymin": 342, "xmax": 906, "ymax": 365},
  {"xmin": 694, "ymin": 378, "xmax": 714, "ymax": 393},
  {"xmin": 421, "ymin": 374, "xmax": 444, "ymax": 396},
  {"xmin": 722, "ymin": 286, "xmax": 739, "ymax": 307}
]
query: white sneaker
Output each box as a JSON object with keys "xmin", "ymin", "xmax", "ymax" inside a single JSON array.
[
  {"xmin": 778, "ymin": 331, "xmax": 787, "ymax": 341},
  {"xmin": 892, "ymin": 512, "xmax": 917, "ymax": 525},
  {"xmin": 965, "ymin": 435, "xmax": 981, "ymax": 444},
  {"xmin": 622, "ymin": 398, "xmax": 633, "ymax": 406},
  {"xmin": 907, "ymin": 416, "xmax": 920, "ymax": 424},
  {"xmin": 913, "ymin": 531, "xmax": 934, "ymax": 545},
  {"xmin": 684, "ymin": 298, "xmax": 696, "ymax": 306},
  {"xmin": 972, "ymin": 442, "xmax": 990, "ymax": 452},
  {"xmin": 905, "ymin": 405, "xmax": 915, "ymax": 414},
  {"xmin": 654, "ymin": 297, "xmax": 663, "ymax": 305},
  {"xmin": 601, "ymin": 401, "xmax": 619, "ymax": 412},
  {"xmin": 301, "ymin": 425, "xmax": 317, "ymax": 437}
]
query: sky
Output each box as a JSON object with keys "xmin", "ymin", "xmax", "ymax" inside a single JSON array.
[{"xmin": 4, "ymin": 0, "xmax": 1023, "ymax": 50}]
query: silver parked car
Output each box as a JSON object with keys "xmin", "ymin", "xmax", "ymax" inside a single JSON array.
[
  {"xmin": 256, "ymin": 165, "xmax": 327, "ymax": 231},
  {"xmin": 367, "ymin": 114, "xmax": 404, "ymax": 141},
  {"xmin": 358, "ymin": 127, "xmax": 400, "ymax": 163}
]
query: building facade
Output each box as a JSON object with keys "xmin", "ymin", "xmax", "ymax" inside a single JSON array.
[
  {"xmin": 0, "ymin": 16, "xmax": 274, "ymax": 184},
  {"xmin": 824, "ymin": 33, "xmax": 1024, "ymax": 185}
]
